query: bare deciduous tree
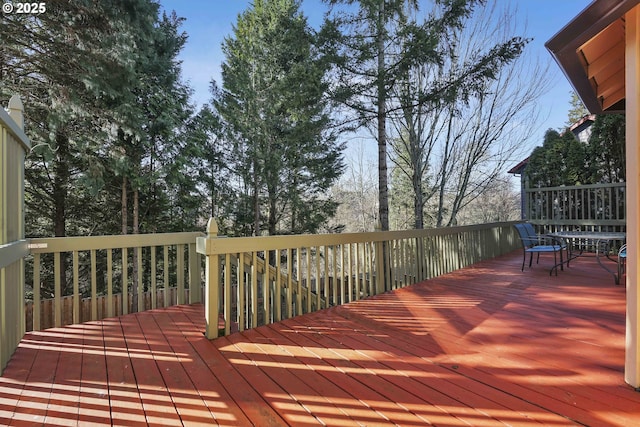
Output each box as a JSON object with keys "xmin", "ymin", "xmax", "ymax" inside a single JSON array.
[
  {"xmin": 328, "ymin": 140, "xmax": 379, "ymax": 233},
  {"xmin": 389, "ymin": 2, "xmax": 549, "ymax": 228}
]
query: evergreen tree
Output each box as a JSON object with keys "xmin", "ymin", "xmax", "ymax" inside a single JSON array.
[
  {"xmin": 1, "ymin": 1, "xmax": 143, "ymax": 238},
  {"xmin": 566, "ymin": 92, "xmax": 589, "ymax": 127},
  {"xmin": 114, "ymin": 9, "xmax": 194, "ymax": 235},
  {"xmin": 586, "ymin": 114, "xmax": 625, "ymax": 183},
  {"xmin": 0, "ymin": 0, "xmax": 196, "ymax": 239},
  {"xmin": 177, "ymin": 103, "xmax": 235, "ymax": 233},
  {"xmin": 526, "ymin": 129, "xmax": 587, "ymax": 187},
  {"xmin": 527, "ymin": 115, "xmax": 625, "ymax": 188},
  {"xmin": 218, "ymin": 0, "xmax": 344, "ymax": 236},
  {"xmin": 2, "ymin": 0, "xmax": 200, "ymax": 300}
]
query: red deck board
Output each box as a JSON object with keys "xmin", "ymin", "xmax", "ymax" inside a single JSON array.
[
  {"xmin": 298, "ymin": 309, "xmax": 571, "ymax": 426},
  {"xmin": 102, "ymin": 316, "xmax": 148, "ymax": 427},
  {"xmin": 41, "ymin": 325, "xmax": 83, "ymax": 426},
  {"xmin": 147, "ymin": 309, "xmax": 224, "ymax": 425},
  {"xmin": 2, "ymin": 251, "xmax": 640, "ymax": 426},
  {"xmin": 226, "ymin": 329, "xmax": 365, "ymax": 426},
  {"xmin": 164, "ymin": 307, "xmax": 255, "ymax": 427},
  {"xmin": 0, "ymin": 329, "xmax": 43, "ymax": 426},
  {"xmin": 120, "ymin": 312, "xmax": 183, "ymax": 426},
  {"xmin": 76, "ymin": 322, "xmax": 112, "ymax": 426},
  {"xmin": 254, "ymin": 324, "xmax": 400, "ymax": 426},
  {"xmin": 11, "ymin": 328, "xmax": 62, "ymax": 425},
  {"xmin": 280, "ymin": 315, "xmax": 490, "ymax": 426},
  {"xmin": 296, "ymin": 309, "xmax": 562, "ymax": 426}
]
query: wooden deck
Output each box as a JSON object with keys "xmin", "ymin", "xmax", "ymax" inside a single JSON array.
[{"xmin": 1, "ymin": 251, "xmax": 638, "ymax": 426}]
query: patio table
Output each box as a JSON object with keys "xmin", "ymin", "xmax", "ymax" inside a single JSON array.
[{"xmin": 548, "ymin": 231, "xmax": 626, "ymax": 284}]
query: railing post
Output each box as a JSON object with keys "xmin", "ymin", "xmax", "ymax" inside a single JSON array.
[
  {"xmin": 8, "ymin": 95, "xmax": 24, "ymax": 130},
  {"xmin": 188, "ymin": 242, "xmax": 201, "ymax": 304},
  {"xmin": 374, "ymin": 222, "xmax": 385, "ymax": 295},
  {"xmin": 416, "ymin": 236, "xmax": 425, "ymax": 282},
  {"xmin": 197, "ymin": 218, "xmax": 220, "ymax": 339},
  {"xmin": 1, "ymin": 95, "xmax": 28, "ymax": 374}
]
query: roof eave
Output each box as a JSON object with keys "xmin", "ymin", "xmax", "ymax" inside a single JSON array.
[{"xmin": 545, "ymin": 0, "xmax": 639, "ymax": 114}]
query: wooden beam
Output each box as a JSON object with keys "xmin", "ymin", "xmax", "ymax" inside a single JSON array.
[
  {"xmin": 587, "ymin": 40, "xmax": 624, "ymax": 78},
  {"xmin": 625, "ymin": 4, "xmax": 640, "ymax": 389},
  {"xmin": 602, "ymin": 86, "xmax": 626, "ymax": 110}
]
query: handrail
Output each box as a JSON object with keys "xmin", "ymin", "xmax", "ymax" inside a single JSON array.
[
  {"xmin": 28, "ymin": 231, "xmax": 203, "ymax": 252},
  {"xmin": 526, "ymin": 182, "xmax": 625, "ymax": 191},
  {"xmin": 0, "ymin": 240, "xmax": 29, "ymax": 269},
  {"xmin": 26, "ymin": 231, "xmax": 204, "ymax": 330},
  {"xmin": 197, "ymin": 218, "xmax": 521, "ymax": 339}
]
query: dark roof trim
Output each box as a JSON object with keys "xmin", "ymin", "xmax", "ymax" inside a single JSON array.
[
  {"xmin": 545, "ymin": 0, "xmax": 640, "ymax": 113},
  {"xmin": 508, "ymin": 157, "xmax": 529, "ymax": 175},
  {"xmin": 569, "ymin": 114, "xmax": 596, "ymax": 132}
]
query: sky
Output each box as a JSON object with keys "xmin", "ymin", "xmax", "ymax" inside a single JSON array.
[{"xmin": 159, "ymin": 0, "xmax": 594, "ymax": 166}]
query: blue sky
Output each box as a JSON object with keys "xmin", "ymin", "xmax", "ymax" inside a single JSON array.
[{"xmin": 159, "ymin": 0, "xmax": 594, "ymax": 158}]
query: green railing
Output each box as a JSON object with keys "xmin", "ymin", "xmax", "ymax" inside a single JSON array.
[
  {"xmin": 0, "ymin": 96, "xmax": 30, "ymax": 373},
  {"xmin": 525, "ymin": 183, "xmax": 626, "ymax": 233},
  {"xmin": 197, "ymin": 218, "xmax": 521, "ymax": 339},
  {"xmin": 26, "ymin": 232, "xmax": 204, "ymax": 330}
]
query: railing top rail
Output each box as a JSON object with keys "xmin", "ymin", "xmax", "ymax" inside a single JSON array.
[
  {"xmin": 528, "ymin": 219, "xmax": 626, "ymax": 226},
  {"xmin": 525, "ymin": 182, "xmax": 625, "ymax": 192},
  {"xmin": 28, "ymin": 231, "xmax": 204, "ymax": 253},
  {"xmin": 1, "ymin": 96, "xmax": 30, "ymax": 151},
  {"xmin": 0, "ymin": 240, "xmax": 29, "ymax": 269},
  {"xmin": 198, "ymin": 221, "xmax": 518, "ymax": 255}
]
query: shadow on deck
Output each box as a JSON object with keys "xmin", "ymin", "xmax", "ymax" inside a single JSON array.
[{"xmin": 1, "ymin": 251, "xmax": 638, "ymax": 426}]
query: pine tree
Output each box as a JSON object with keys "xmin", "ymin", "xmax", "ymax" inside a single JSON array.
[
  {"xmin": 2, "ymin": 0, "xmax": 199, "ymax": 301},
  {"xmin": 586, "ymin": 114, "xmax": 625, "ymax": 183},
  {"xmin": 526, "ymin": 129, "xmax": 587, "ymax": 187},
  {"xmin": 566, "ymin": 92, "xmax": 589, "ymax": 127},
  {"xmin": 218, "ymin": 0, "xmax": 344, "ymax": 236}
]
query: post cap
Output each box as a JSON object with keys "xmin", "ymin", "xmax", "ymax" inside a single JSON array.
[
  {"xmin": 8, "ymin": 95, "xmax": 24, "ymax": 129},
  {"xmin": 206, "ymin": 218, "xmax": 219, "ymax": 237}
]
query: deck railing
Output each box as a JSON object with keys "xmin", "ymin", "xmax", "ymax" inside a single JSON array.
[
  {"xmin": 0, "ymin": 96, "xmax": 30, "ymax": 372},
  {"xmin": 3, "ymin": 214, "xmax": 521, "ymax": 372},
  {"xmin": 197, "ymin": 218, "xmax": 521, "ymax": 339},
  {"xmin": 22, "ymin": 219, "xmax": 521, "ymax": 336},
  {"xmin": 26, "ymin": 232, "xmax": 204, "ymax": 330},
  {"xmin": 525, "ymin": 183, "xmax": 626, "ymax": 233}
]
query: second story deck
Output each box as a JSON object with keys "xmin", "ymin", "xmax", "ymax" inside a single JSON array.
[{"xmin": 1, "ymin": 251, "xmax": 636, "ymax": 426}]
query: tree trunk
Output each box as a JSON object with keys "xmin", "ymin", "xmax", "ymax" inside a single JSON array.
[
  {"xmin": 437, "ymin": 109, "xmax": 455, "ymax": 227},
  {"xmin": 53, "ymin": 128, "xmax": 69, "ymax": 292},
  {"xmin": 210, "ymin": 159, "xmax": 216, "ymax": 219},
  {"xmin": 253, "ymin": 162, "xmax": 260, "ymax": 236},
  {"xmin": 53, "ymin": 129, "xmax": 68, "ymax": 238},
  {"xmin": 413, "ymin": 169, "xmax": 424, "ymax": 229},
  {"xmin": 377, "ymin": 0, "xmax": 389, "ymax": 231},
  {"xmin": 268, "ymin": 192, "xmax": 277, "ymax": 236},
  {"xmin": 121, "ymin": 176, "xmax": 128, "ymax": 235}
]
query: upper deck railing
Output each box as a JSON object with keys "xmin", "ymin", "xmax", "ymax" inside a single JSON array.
[{"xmin": 0, "ymin": 96, "xmax": 30, "ymax": 372}]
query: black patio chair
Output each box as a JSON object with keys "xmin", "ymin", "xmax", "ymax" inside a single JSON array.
[{"xmin": 514, "ymin": 223, "xmax": 565, "ymax": 275}]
